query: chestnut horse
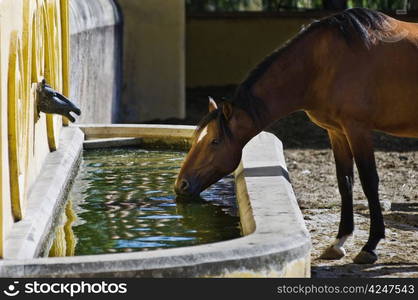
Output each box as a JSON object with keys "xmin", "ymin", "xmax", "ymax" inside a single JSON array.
[{"xmin": 175, "ymin": 8, "xmax": 418, "ymax": 264}]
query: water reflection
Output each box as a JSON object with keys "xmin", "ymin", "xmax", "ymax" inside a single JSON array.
[{"xmin": 49, "ymin": 148, "xmax": 241, "ymax": 256}]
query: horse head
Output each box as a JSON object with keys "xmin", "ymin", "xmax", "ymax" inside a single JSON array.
[{"xmin": 175, "ymin": 98, "xmax": 255, "ymax": 198}]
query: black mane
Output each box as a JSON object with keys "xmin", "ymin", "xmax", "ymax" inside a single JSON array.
[
  {"xmin": 198, "ymin": 8, "xmax": 390, "ymax": 135},
  {"xmin": 231, "ymin": 8, "xmax": 389, "ymax": 123},
  {"xmin": 239, "ymin": 8, "xmax": 388, "ymax": 92}
]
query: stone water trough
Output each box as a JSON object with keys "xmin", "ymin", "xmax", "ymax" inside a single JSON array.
[{"xmin": 0, "ymin": 125, "xmax": 311, "ymax": 277}]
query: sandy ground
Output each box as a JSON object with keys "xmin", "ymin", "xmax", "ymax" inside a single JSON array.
[
  {"xmin": 150, "ymin": 86, "xmax": 418, "ymax": 278},
  {"xmin": 286, "ymin": 148, "xmax": 418, "ymax": 278}
]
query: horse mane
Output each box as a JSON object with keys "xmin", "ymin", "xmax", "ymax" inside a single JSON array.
[
  {"xmin": 195, "ymin": 104, "xmax": 232, "ymax": 140},
  {"xmin": 231, "ymin": 8, "xmax": 389, "ymax": 125},
  {"xmin": 197, "ymin": 8, "xmax": 390, "ymax": 135},
  {"xmin": 320, "ymin": 8, "xmax": 389, "ymax": 48}
]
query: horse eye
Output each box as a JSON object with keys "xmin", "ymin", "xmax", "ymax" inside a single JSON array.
[{"xmin": 211, "ymin": 138, "xmax": 220, "ymax": 145}]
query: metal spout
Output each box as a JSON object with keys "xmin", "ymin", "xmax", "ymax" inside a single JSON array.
[{"xmin": 37, "ymin": 79, "xmax": 81, "ymax": 122}]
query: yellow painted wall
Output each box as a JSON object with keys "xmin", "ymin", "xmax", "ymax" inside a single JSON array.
[
  {"xmin": 117, "ymin": 0, "xmax": 185, "ymax": 122},
  {"xmin": 186, "ymin": 13, "xmax": 418, "ymax": 87},
  {"xmin": 0, "ymin": 0, "xmax": 69, "ymax": 258},
  {"xmin": 186, "ymin": 15, "xmax": 312, "ymax": 87}
]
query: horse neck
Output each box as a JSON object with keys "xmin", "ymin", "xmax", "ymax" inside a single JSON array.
[{"xmin": 250, "ymin": 28, "xmax": 328, "ymax": 129}]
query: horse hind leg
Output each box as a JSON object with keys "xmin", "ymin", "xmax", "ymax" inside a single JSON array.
[
  {"xmin": 320, "ymin": 130, "xmax": 354, "ymax": 260},
  {"xmin": 345, "ymin": 126, "xmax": 385, "ymax": 264}
]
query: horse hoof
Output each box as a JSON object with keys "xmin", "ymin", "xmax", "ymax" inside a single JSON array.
[
  {"xmin": 319, "ymin": 245, "xmax": 346, "ymax": 260},
  {"xmin": 353, "ymin": 250, "xmax": 378, "ymax": 264}
]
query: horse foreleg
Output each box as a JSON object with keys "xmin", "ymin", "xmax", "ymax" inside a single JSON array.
[
  {"xmin": 320, "ymin": 130, "xmax": 354, "ymax": 260},
  {"xmin": 345, "ymin": 126, "xmax": 384, "ymax": 264}
]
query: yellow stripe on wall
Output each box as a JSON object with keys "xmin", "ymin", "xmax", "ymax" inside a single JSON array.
[{"xmin": 1, "ymin": 0, "xmax": 69, "ymax": 257}]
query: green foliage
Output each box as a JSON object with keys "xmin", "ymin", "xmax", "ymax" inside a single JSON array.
[
  {"xmin": 186, "ymin": 0, "xmax": 252, "ymax": 12},
  {"xmin": 186, "ymin": 0, "xmax": 410, "ymax": 12},
  {"xmin": 349, "ymin": 0, "xmax": 408, "ymax": 10}
]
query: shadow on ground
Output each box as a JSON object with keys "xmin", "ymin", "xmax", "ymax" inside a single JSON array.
[{"xmin": 312, "ymin": 262, "xmax": 418, "ymax": 278}]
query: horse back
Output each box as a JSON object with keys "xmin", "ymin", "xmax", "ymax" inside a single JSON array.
[{"xmin": 310, "ymin": 18, "xmax": 418, "ymax": 138}]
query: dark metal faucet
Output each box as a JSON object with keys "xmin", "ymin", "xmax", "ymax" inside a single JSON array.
[{"xmin": 37, "ymin": 79, "xmax": 81, "ymax": 122}]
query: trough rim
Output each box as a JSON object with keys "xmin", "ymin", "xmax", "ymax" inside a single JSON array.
[{"xmin": 0, "ymin": 124, "xmax": 311, "ymax": 277}]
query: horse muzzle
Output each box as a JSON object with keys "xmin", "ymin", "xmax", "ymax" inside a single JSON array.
[{"xmin": 174, "ymin": 177, "xmax": 201, "ymax": 198}]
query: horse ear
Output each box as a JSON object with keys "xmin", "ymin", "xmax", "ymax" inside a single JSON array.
[
  {"xmin": 222, "ymin": 102, "xmax": 233, "ymax": 120},
  {"xmin": 208, "ymin": 97, "xmax": 218, "ymax": 112}
]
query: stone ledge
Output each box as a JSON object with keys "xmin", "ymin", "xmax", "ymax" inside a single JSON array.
[
  {"xmin": 3, "ymin": 127, "xmax": 84, "ymax": 260},
  {"xmin": 77, "ymin": 124, "xmax": 196, "ymax": 140},
  {"xmin": 69, "ymin": 0, "xmax": 120, "ymax": 35}
]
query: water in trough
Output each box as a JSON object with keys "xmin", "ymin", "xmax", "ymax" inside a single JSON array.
[{"xmin": 48, "ymin": 148, "xmax": 241, "ymax": 256}]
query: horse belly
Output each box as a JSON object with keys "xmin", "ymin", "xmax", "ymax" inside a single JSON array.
[
  {"xmin": 372, "ymin": 54, "xmax": 418, "ymax": 138},
  {"xmin": 376, "ymin": 122, "xmax": 418, "ymax": 138},
  {"xmin": 374, "ymin": 101, "xmax": 418, "ymax": 138}
]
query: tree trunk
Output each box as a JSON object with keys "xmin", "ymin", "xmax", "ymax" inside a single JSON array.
[
  {"xmin": 410, "ymin": 0, "xmax": 418, "ymax": 10},
  {"xmin": 322, "ymin": 0, "xmax": 348, "ymax": 10}
]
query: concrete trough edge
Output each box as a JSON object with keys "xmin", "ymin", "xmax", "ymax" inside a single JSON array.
[
  {"xmin": 0, "ymin": 125, "xmax": 311, "ymax": 277},
  {"xmin": 3, "ymin": 127, "xmax": 85, "ymax": 260},
  {"xmin": 78, "ymin": 124, "xmax": 196, "ymax": 139}
]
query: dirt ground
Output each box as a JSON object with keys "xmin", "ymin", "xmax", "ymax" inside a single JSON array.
[
  {"xmin": 286, "ymin": 148, "xmax": 418, "ymax": 278},
  {"xmin": 148, "ymin": 86, "xmax": 418, "ymax": 278}
]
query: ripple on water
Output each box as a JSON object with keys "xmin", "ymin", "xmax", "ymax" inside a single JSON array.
[{"xmin": 57, "ymin": 148, "xmax": 241, "ymax": 256}]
